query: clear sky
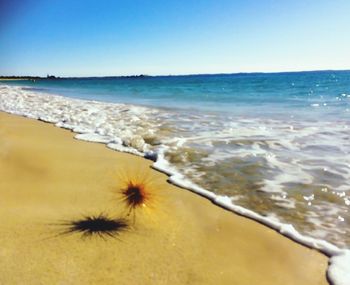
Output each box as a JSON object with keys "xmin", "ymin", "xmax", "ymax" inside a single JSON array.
[{"xmin": 0, "ymin": 0, "xmax": 349, "ymax": 77}]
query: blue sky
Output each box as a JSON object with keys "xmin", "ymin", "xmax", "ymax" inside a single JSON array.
[{"xmin": 0, "ymin": 0, "xmax": 349, "ymax": 76}]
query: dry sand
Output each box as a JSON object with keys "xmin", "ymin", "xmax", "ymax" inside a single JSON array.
[{"xmin": 0, "ymin": 112, "xmax": 329, "ymax": 285}]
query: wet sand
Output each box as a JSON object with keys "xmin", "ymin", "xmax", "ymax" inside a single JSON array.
[{"xmin": 0, "ymin": 112, "xmax": 328, "ymax": 285}]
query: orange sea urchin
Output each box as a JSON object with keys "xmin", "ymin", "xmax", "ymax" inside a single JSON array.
[
  {"xmin": 122, "ymin": 180, "xmax": 151, "ymax": 211},
  {"xmin": 116, "ymin": 168, "xmax": 162, "ymax": 222}
]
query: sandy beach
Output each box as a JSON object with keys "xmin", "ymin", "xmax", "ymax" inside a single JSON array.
[{"xmin": 0, "ymin": 111, "xmax": 329, "ymax": 285}]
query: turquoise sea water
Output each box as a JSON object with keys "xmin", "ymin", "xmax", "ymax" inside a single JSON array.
[
  {"xmin": 6, "ymin": 71, "xmax": 350, "ymax": 118},
  {"xmin": 2, "ymin": 70, "xmax": 350, "ymax": 247}
]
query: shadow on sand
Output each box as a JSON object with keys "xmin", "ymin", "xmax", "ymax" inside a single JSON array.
[{"xmin": 58, "ymin": 214, "xmax": 129, "ymax": 240}]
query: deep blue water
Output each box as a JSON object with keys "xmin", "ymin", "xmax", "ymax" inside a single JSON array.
[{"xmin": 4, "ymin": 71, "xmax": 350, "ymax": 119}]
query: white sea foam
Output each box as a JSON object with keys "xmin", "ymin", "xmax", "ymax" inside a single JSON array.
[{"xmin": 0, "ymin": 84, "xmax": 349, "ymax": 285}]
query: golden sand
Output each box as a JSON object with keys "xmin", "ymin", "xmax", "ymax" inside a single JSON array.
[{"xmin": 0, "ymin": 112, "xmax": 328, "ymax": 285}]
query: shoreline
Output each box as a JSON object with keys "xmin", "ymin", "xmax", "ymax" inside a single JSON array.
[
  {"xmin": 1, "ymin": 82, "xmax": 349, "ymax": 284},
  {"xmin": 0, "ymin": 111, "xmax": 330, "ymax": 284}
]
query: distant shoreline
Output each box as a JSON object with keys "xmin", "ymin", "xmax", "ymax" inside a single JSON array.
[
  {"xmin": 0, "ymin": 74, "xmax": 150, "ymax": 81},
  {"xmin": 1, "ymin": 69, "xmax": 350, "ymax": 81},
  {"xmin": 0, "ymin": 78, "xmax": 37, "ymax": 81}
]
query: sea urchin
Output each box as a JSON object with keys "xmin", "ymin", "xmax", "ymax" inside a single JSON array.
[{"xmin": 121, "ymin": 181, "xmax": 150, "ymax": 211}]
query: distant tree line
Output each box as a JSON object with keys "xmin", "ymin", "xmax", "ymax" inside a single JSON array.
[
  {"xmin": 0, "ymin": 74, "xmax": 60, "ymax": 80},
  {"xmin": 0, "ymin": 76, "xmax": 42, "ymax": 79},
  {"xmin": 0, "ymin": 74, "xmax": 151, "ymax": 80}
]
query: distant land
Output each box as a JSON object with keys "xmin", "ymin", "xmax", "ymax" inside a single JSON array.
[
  {"xmin": 0, "ymin": 75, "xmax": 57, "ymax": 81},
  {"xmin": 0, "ymin": 76, "xmax": 42, "ymax": 81},
  {"xmin": 0, "ymin": 69, "xmax": 349, "ymax": 81},
  {"xmin": 0, "ymin": 74, "xmax": 150, "ymax": 80}
]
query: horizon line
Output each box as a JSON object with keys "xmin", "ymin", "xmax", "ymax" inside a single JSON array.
[{"xmin": 1, "ymin": 68, "xmax": 350, "ymax": 79}]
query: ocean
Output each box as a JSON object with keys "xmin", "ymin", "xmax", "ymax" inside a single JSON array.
[{"xmin": 1, "ymin": 70, "xmax": 350, "ymax": 248}]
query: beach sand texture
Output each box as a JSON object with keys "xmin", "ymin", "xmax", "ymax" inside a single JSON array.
[{"xmin": 0, "ymin": 112, "xmax": 328, "ymax": 285}]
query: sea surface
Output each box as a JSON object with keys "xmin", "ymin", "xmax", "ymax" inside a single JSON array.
[{"xmin": 1, "ymin": 71, "xmax": 350, "ymax": 248}]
